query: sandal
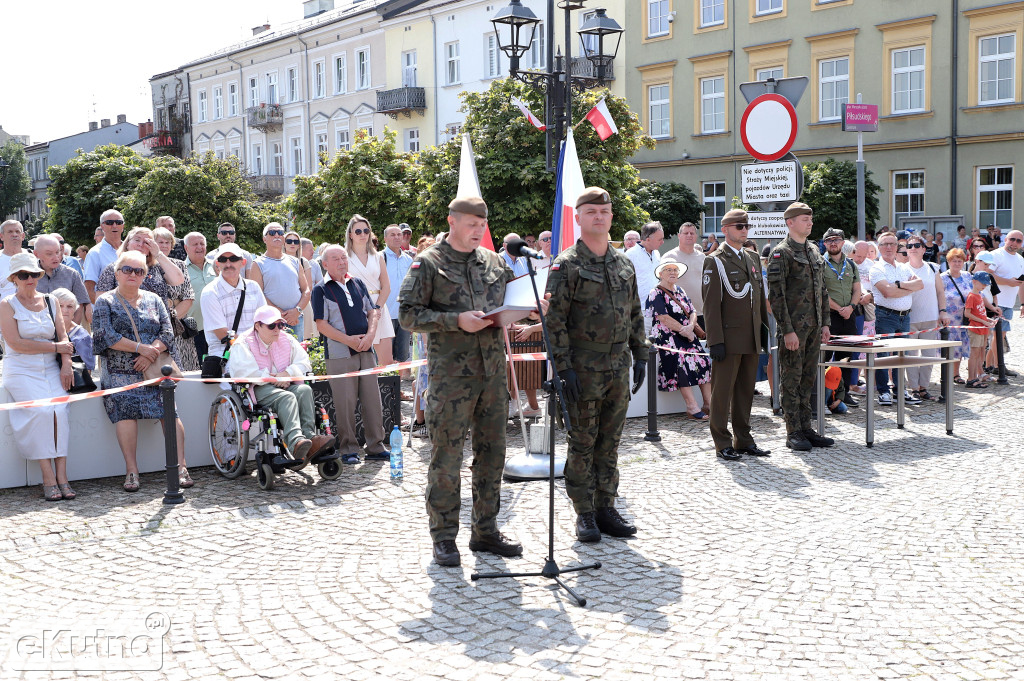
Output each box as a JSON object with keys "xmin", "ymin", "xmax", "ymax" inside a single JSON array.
[
  {"xmin": 953, "ymin": 376, "xmax": 966, "ymax": 385},
  {"xmin": 917, "ymin": 389, "xmax": 935, "ymax": 401},
  {"xmin": 43, "ymin": 484, "xmax": 62, "ymax": 502},
  {"xmin": 965, "ymin": 378, "xmax": 987, "ymax": 389},
  {"xmin": 123, "ymin": 472, "xmax": 140, "ymax": 492},
  {"xmin": 58, "ymin": 483, "xmax": 76, "ymax": 500},
  {"xmin": 687, "ymin": 411, "xmax": 709, "ymax": 421},
  {"xmin": 178, "ymin": 467, "xmax": 194, "ymax": 489}
]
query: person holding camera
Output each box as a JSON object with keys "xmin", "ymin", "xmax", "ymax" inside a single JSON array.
[{"xmin": 821, "ymin": 228, "xmax": 864, "ymax": 413}]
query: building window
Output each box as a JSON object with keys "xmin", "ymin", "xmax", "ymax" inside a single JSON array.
[
  {"xmin": 444, "ymin": 123, "xmax": 463, "ymax": 143},
  {"xmin": 756, "ymin": 66, "xmax": 784, "ymax": 81},
  {"xmin": 445, "ymin": 42, "xmax": 461, "ymax": 85},
  {"xmin": 648, "ymin": 0, "xmax": 669, "ymax": 37},
  {"xmin": 978, "ymin": 166, "xmax": 1014, "ymax": 231},
  {"xmin": 315, "ymin": 133, "xmax": 328, "ymax": 167},
  {"xmin": 756, "ymin": 0, "xmax": 783, "ymax": 15},
  {"xmin": 702, "ymin": 182, "xmax": 727, "ymax": 234},
  {"xmin": 819, "ymin": 57, "xmax": 849, "ymax": 121},
  {"xmin": 213, "ymin": 87, "xmax": 223, "ymax": 119},
  {"xmin": 252, "ymin": 144, "xmax": 263, "ymax": 174},
  {"xmin": 485, "ymin": 35, "xmax": 501, "ymax": 79},
  {"xmin": 979, "ymin": 34, "xmax": 1015, "ymax": 105},
  {"xmin": 406, "ymin": 128, "xmax": 420, "ymax": 153},
  {"xmin": 198, "ymin": 90, "xmax": 207, "ymax": 122},
  {"xmin": 249, "ymin": 77, "xmax": 259, "ymax": 106},
  {"xmin": 648, "ymin": 84, "xmax": 671, "ymax": 138},
  {"xmin": 290, "ymin": 138, "xmax": 303, "ymax": 175},
  {"xmin": 402, "ymin": 51, "xmax": 417, "ymax": 87},
  {"xmin": 892, "ymin": 46, "xmax": 925, "ymax": 113},
  {"xmin": 356, "ymin": 49, "xmax": 371, "ymax": 90},
  {"xmin": 700, "ymin": 76, "xmax": 725, "ymax": 133},
  {"xmin": 272, "ymin": 143, "xmax": 283, "ymax": 175},
  {"xmin": 313, "ymin": 61, "xmax": 325, "ymax": 98},
  {"xmin": 335, "ymin": 55, "xmax": 347, "ymax": 94},
  {"xmin": 287, "ymin": 67, "xmax": 298, "ymax": 102},
  {"xmin": 700, "ymin": 0, "xmax": 725, "ymax": 27},
  {"xmin": 229, "ymin": 143, "xmax": 240, "ymax": 159},
  {"xmin": 336, "ymin": 129, "xmax": 350, "ymax": 151},
  {"xmin": 529, "ymin": 23, "xmax": 545, "ymax": 69},
  {"xmin": 267, "ymin": 73, "xmax": 278, "ymax": 104},
  {"xmin": 893, "ymin": 171, "xmax": 925, "ymax": 225},
  {"xmin": 228, "ymin": 83, "xmax": 238, "ymax": 116}
]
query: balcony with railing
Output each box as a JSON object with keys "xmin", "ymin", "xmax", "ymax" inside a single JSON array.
[
  {"xmin": 248, "ymin": 174, "xmax": 285, "ymax": 198},
  {"xmin": 570, "ymin": 56, "xmax": 615, "ymax": 82},
  {"xmin": 246, "ymin": 104, "xmax": 284, "ymax": 131},
  {"xmin": 376, "ymin": 87, "xmax": 426, "ymax": 118}
]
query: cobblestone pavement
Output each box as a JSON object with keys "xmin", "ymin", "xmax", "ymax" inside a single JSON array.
[{"xmin": 2, "ymin": 340, "xmax": 1023, "ymax": 680}]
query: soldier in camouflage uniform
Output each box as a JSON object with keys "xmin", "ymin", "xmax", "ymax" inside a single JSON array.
[
  {"xmin": 766, "ymin": 202, "xmax": 835, "ymax": 452},
  {"xmin": 545, "ymin": 187, "xmax": 649, "ymax": 543},
  {"xmin": 398, "ymin": 196, "xmax": 525, "ymax": 567}
]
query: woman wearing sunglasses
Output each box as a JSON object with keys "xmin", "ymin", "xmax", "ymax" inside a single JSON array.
[
  {"xmin": 0, "ymin": 253, "xmax": 75, "ymax": 501},
  {"xmin": 93, "ymin": 251, "xmax": 191, "ymax": 493},
  {"xmin": 345, "ymin": 215, "xmax": 396, "ymax": 367}
]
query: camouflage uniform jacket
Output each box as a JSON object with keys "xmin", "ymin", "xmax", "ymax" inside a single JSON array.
[
  {"xmin": 398, "ymin": 240, "xmax": 513, "ymax": 377},
  {"xmin": 545, "ymin": 239, "xmax": 648, "ymax": 374},
  {"xmin": 766, "ymin": 236, "xmax": 831, "ymax": 335}
]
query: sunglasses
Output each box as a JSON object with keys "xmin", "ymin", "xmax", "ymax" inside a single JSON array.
[
  {"xmin": 260, "ymin": 321, "xmax": 288, "ymax": 330},
  {"xmin": 217, "ymin": 255, "xmax": 243, "ymax": 263},
  {"xmin": 540, "ymin": 237, "xmax": 551, "ymax": 242},
  {"xmin": 16, "ymin": 271, "xmax": 43, "ymax": 280},
  {"xmin": 972, "ymin": 244, "xmax": 984, "ymax": 249},
  {"xmin": 824, "ymin": 238, "xmax": 843, "ymax": 243},
  {"xmin": 352, "ymin": 228, "xmax": 370, "ymax": 235},
  {"xmin": 219, "ymin": 230, "xmax": 235, "ymax": 235},
  {"xmin": 730, "ymin": 224, "xmax": 750, "ymax": 230},
  {"xmin": 102, "ymin": 219, "xmax": 125, "ymax": 226},
  {"xmin": 907, "ymin": 243, "xmax": 924, "ymax": 249},
  {"xmin": 119, "ymin": 266, "xmax": 146, "ymax": 276},
  {"xmin": 1009, "ymin": 237, "xmax": 1023, "ymax": 243},
  {"xmin": 897, "ymin": 250, "xmax": 908, "ymax": 256},
  {"xmin": 285, "ymin": 238, "xmax": 300, "ymax": 244},
  {"xmin": 265, "ymin": 230, "xmax": 285, "ymax": 237}
]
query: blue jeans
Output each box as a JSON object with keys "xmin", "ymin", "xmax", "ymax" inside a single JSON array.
[
  {"xmin": 874, "ymin": 307, "xmax": 910, "ymax": 395},
  {"xmin": 289, "ymin": 312, "xmax": 304, "ymax": 342},
  {"xmin": 391, "ymin": 318, "xmax": 411, "ymax": 363},
  {"xmin": 999, "ymin": 306, "xmax": 1013, "ymax": 333}
]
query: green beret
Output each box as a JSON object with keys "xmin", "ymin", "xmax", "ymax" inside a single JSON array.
[
  {"xmin": 448, "ymin": 196, "xmax": 488, "ymax": 219},
  {"xmin": 721, "ymin": 209, "xmax": 748, "ymax": 226},
  {"xmin": 784, "ymin": 202, "xmax": 813, "ymax": 220},
  {"xmin": 575, "ymin": 186, "xmax": 612, "ymax": 209}
]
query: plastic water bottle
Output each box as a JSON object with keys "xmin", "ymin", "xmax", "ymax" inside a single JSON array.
[{"xmin": 390, "ymin": 425, "xmax": 404, "ymax": 482}]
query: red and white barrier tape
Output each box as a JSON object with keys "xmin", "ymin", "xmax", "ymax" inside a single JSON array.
[{"xmin": 0, "ymin": 378, "xmax": 162, "ymax": 413}]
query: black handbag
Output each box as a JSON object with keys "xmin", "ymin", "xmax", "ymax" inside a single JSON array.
[
  {"xmin": 201, "ymin": 280, "xmax": 246, "ymax": 379},
  {"xmin": 169, "ymin": 306, "xmax": 199, "ymax": 339},
  {"xmin": 44, "ymin": 296, "xmax": 97, "ymax": 394}
]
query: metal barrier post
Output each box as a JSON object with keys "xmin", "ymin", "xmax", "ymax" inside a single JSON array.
[
  {"xmin": 939, "ymin": 326, "xmax": 950, "ymax": 402},
  {"xmin": 995, "ymin": 319, "xmax": 1008, "ymax": 384},
  {"xmin": 644, "ymin": 346, "xmax": 661, "ymax": 442},
  {"xmin": 161, "ymin": 366, "xmax": 185, "ymax": 505}
]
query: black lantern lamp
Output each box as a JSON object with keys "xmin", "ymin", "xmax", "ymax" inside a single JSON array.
[
  {"xmin": 577, "ymin": 8, "xmax": 623, "ymax": 83},
  {"xmin": 490, "ymin": 0, "xmax": 541, "ymax": 75}
]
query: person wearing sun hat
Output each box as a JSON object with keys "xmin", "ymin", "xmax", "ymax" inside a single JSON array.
[{"xmin": 226, "ymin": 304, "xmax": 335, "ymax": 464}]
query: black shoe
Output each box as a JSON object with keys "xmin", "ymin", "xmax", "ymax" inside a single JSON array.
[
  {"xmin": 803, "ymin": 429, "xmax": 835, "ymax": 447},
  {"xmin": 717, "ymin": 447, "xmax": 742, "ymax": 461},
  {"xmin": 364, "ymin": 451, "xmax": 390, "ymax": 461},
  {"xmin": 740, "ymin": 444, "xmax": 771, "ymax": 457},
  {"xmin": 595, "ymin": 507, "xmax": 637, "ymax": 537},
  {"xmin": 576, "ymin": 511, "xmax": 601, "ymax": 543},
  {"xmin": 1004, "ymin": 368, "xmax": 1019, "ymax": 377},
  {"xmin": 468, "ymin": 532, "xmax": 523, "ymax": 557},
  {"xmin": 985, "ymin": 365, "xmax": 998, "ymax": 375},
  {"xmin": 843, "ymin": 395, "xmax": 860, "ymax": 407},
  {"xmin": 786, "ymin": 432, "xmax": 812, "ymax": 451},
  {"xmin": 432, "ymin": 540, "xmax": 461, "ymax": 567}
]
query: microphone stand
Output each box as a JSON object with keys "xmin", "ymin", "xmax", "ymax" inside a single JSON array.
[{"xmin": 471, "ymin": 254, "xmax": 601, "ymax": 607}]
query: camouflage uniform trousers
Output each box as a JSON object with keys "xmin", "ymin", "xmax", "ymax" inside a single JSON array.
[
  {"xmin": 565, "ymin": 368, "xmax": 630, "ymax": 514},
  {"xmin": 778, "ymin": 325, "xmax": 821, "ymax": 434},
  {"xmin": 425, "ymin": 372, "xmax": 507, "ymax": 542}
]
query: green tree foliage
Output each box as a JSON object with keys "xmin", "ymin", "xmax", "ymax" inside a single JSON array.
[
  {"xmin": 120, "ymin": 153, "xmax": 282, "ymax": 254},
  {"xmin": 44, "ymin": 145, "xmax": 154, "ymax": 245},
  {"xmin": 0, "ymin": 141, "xmax": 32, "ymax": 219},
  {"xmin": 800, "ymin": 157, "xmax": 881, "ymax": 239},
  {"xmin": 287, "ymin": 128, "xmax": 418, "ymax": 243},
  {"xmin": 631, "ymin": 180, "xmax": 705, "ymax": 238},
  {"xmin": 416, "ymin": 79, "xmax": 656, "ymax": 243}
]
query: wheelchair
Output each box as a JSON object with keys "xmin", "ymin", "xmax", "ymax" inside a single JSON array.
[{"xmin": 208, "ymin": 381, "xmax": 341, "ymax": 491}]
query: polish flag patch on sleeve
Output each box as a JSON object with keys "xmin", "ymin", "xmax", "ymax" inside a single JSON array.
[
  {"xmin": 411, "ymin": 261, "xmax": 421, "ymax": 269},
  {"xmin": 551, "ymin": 263, "xmax": 561, "ymax": 271}
]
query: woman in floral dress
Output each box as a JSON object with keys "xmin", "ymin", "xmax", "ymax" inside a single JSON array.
[{"xmin": 941, "ymin": 247, "xmax": 973, "ymax": 382}]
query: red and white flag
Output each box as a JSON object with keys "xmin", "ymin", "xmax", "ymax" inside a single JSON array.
[
  {"xmin": 551, "ymin": 128, "xmax": 585, "ymax": 254},
  {"xmin": 511, "ymin": 96, "xmax": 546, "ymax": 131},
  {"xmin": 456, "ymin": 133, "xmax": 495, "ymax": 251},
  {"xmin": 584, "ymin": 97, "xmax": 618, "ymax": 140}
]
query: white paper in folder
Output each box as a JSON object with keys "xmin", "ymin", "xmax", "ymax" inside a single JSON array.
[{"xmin": 482, "ymin": 265, "xmax": 550, "ymax": 327}]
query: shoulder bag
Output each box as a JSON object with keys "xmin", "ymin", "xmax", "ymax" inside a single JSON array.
[
  {"xmin": 201, "ymin": 280, "xmax": 246, "ymax": 378},
  {"xmin": 44, "ymin": 295, "xmax": 97, "ymax": 394},
  {"xmin": 116, "ymin": 293, "xmax": 182, "ymax": 380}
]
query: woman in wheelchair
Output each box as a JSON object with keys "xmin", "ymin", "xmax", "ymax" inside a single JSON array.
[{"xmin": 226, "ymin": 305, "xmax": 334, "ymax": 462}]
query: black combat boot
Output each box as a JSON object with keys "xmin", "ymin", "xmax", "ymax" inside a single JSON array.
[
  {"xmin": 432, "ymin": 540, "xmax": 461, "ymax": 567},
  {"xmin": 786, "ymin": 431, "xmax": 812, "ymax": 451},
  {"xmin": 802, "ymin": 430, "xmax": 835, "ymax": 447},
  {"xmin": 576, "ymin": 511, "xmax": 601, "ymax": 542},
  {"xmin": 595, "ymin": 507, "xmax": 637, "ymax": 537},
  {"xmin": 468, "ymin": 532, "xmax": 523, "ymax": 557}
]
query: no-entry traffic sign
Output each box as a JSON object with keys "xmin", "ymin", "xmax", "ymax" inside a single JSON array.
[{"xmin": 740, "ymin": 94, "xmax": 798, "ymax": 162}]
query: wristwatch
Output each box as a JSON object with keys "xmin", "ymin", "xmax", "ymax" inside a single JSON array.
[{"xmin": 895, "ymin": 280, "xmax": 902, "ymax": 289}]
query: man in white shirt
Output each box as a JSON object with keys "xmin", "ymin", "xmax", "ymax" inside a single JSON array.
[
  {"xmin": 83, "ymin": 209, "xmax": 125, "ymax": 303},
  {"xmin": 626, "ymin": 222, "xmax": 664, "ymax": 334},
  {"xmin": 536, "ymin": 230, "xmax": 553, "ymax": 269},
  {"xmin": 988, "ymin": 230, "xmax": 1024, "ymax": 337},
  {"xmin": 622, "ymin": 230, "xmax": 640, "ymax": 252},
  {"xmin": 382, "ymin": 224, "xmax": 414, "ymax": 365},
  {"xmin": 200, "ymin": 243, "xmax": 267, "ymax": 359},
  {"xmin": 661, "ymin": 221, "xmax": 707, "ymax": 333},
  {"xmin": 0, "ymin": 219, "xmax": 27, "ymax": 302},
  {"xmin": 869, "ymin": 232, "xmax": 924, "ymax": 404},
  {"xmin": 500, "ymin": 232, "xmax": 528, "ymax": 277}
]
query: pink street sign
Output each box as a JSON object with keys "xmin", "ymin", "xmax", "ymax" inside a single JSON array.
[{"xmin": 842, "ymin": 103, "xmax": 878, "ymax": 132}]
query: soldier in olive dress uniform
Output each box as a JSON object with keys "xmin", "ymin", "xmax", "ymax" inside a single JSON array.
[
  {"xmin": 702, "ymin": 209, "xmax": 771, "ymax": 461},
  {"xmin": 398, "ymin": 196, "xmax": 527, "ymax": 567},
  {"xmin": 766, "ymin": 202, "xmax": 835, "ymax": 452},
  {"xmin": 545, "ymin": 187, "xmax": 649, "ymax": 543}
]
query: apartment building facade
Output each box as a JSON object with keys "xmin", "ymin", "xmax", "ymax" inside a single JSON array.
[{"xmin": 627, "ymin": 0, "xmax": 1023, "ymax": 235}]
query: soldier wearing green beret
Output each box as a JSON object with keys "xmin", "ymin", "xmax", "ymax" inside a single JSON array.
[
  {"xmin": 545, "ymin": 187, "xmax": 649, "ymax": 542},
  {"xmin": 766, "ymin": 202, "xmax": 835, "ymax": 451},
  {"xmin": 398, "ymin": 195, "xmax": 527, "ymax": 567}
]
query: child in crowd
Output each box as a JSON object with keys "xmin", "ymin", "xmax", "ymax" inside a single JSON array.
[{"xmin": 964, "ymin": 272, "xmax": 997, "ymax": 388}]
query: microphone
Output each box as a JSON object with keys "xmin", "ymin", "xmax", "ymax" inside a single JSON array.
[{"xmin": 505, "ymin": 237, "xmax": 544, "ymax": 260}]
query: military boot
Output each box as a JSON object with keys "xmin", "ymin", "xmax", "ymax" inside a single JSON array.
[
  {"xmin": 595, "ymin": 507, "xmax": 637, "ymax": 537},
  {"xmin": 802, "ymin": 430, "xmax": 835, "ymax": 448},
  {"xmin": 468, "ymin": 532, "xmax": 523, "ymax": 557},
  {"xmin": 432, "ymin": 540, "xmax": 461, "ymax": 567},
  {"xmin": 576, "ymin": 512, "xmax": 601, "ymax": 542},
  {"xmin": 786, "ymin": 431, "xmax": 812, "ymax": 451}
]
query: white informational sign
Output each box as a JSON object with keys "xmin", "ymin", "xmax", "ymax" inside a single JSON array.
[
  {"xmin": 741, "ymin": 161, "xmax": 799, "ymax": 203},
  {"xmin": 747, "ymin": 212, "xmax": 787, "ymax": 239}
]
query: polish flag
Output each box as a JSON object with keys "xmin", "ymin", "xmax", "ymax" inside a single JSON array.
[
  {"xmin": 550, "ymin": 128, "xmax": 585, "ymax": 254},
  {"xmin": 511, "ymin": 96, "xmax": 546, "ymax": 131},
  {"xmin": 456, "ymin": 132, "xmax": 495, "ymax": 251},
  {"xmin": 584, "ymin": 98, "xmax": 618, "ymax": 140}
]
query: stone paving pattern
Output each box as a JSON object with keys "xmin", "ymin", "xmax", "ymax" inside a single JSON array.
[{"xmin": 1, "ymin": 334, "xmax": 1023, "ymax": 680}]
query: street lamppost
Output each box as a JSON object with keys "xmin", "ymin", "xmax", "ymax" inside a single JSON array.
[{"xmin": 491, "ymin": 0, "xmax": 622, "ymax": 171}]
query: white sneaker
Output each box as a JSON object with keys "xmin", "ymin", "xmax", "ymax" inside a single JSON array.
[
  {"xmin": 877, "ymin": 392, "xmax": 893, "ymax": 406},
  {"xmin": 904, "ymin": 390, "xmax": 921, "ymax": 404},
  {"xmin": 411, "ymin": 421, "xmax": 428, "ymax": 439}
]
